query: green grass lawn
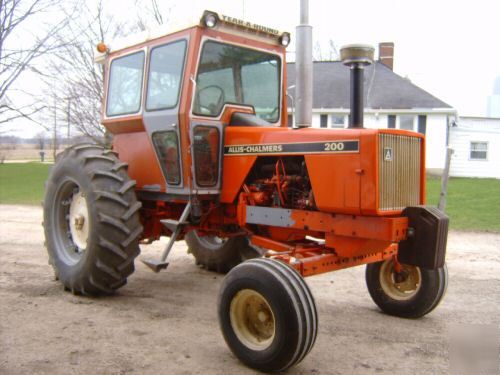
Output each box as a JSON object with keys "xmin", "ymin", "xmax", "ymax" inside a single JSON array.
[
  {"xmin": 426, "ymin": 176, "xmax": 500, "ymax": 232},
  {"xmin": 0, "ymin": 162, "xmax": 499, "ymax": 232},
  {"xmin": 0, "ymin": 163, "xmax": 50, "ymax": 205}
]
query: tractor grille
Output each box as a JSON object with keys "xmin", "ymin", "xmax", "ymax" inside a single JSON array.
[{"xmin": 378, "ymin": 133, "xmax": 421, "ymax": 211}]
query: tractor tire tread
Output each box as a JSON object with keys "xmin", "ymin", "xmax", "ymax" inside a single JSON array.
[
  {"xmin": 92, "ymin": 170, "xmax": 124, "ymax": 183},
  {"xmin": 95, "ymin": 191, "xmax": 129, "ymax": 207},
  {"xmin": 118, "ymin": 180, "xmax": 136, "ymax": 195},
  {"xmin": 43, "ymin": 144, "xmax": 142, "ymax": 296},
  {"xmin": 98, "ymin": 213, "xmax": 131, "ymax": 235}
]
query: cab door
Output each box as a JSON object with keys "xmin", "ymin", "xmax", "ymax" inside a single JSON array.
[{"xmin": 142, "ymin": 38, "xmax": 190, "ymax": 195}]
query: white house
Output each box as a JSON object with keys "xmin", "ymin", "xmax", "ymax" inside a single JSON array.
[
  {"xmin": 287, "ymin": 43, "xmax": 457, "ymax": 174},
  {"xmin": 449, "ymin": 117, "xmax": 500, "ymax": 179}
]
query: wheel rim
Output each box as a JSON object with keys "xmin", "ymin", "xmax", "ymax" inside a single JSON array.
[
  {"xmin": 52, "ymin": 179, "xmax": 88, "ymax": 265},
  {"xmin": 68, "ymin": 191, "xmax": 89, "ymax": 250},
  {"xmin": 230, "ymin": 289, "xmax": 275, "ymax": 351},
  {"xmin": 379, "ymin": 259, "xmax": 421, "ymax": 301}
]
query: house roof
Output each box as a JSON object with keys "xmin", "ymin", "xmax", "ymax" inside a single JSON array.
[{"xmin": 286, "ymin": 61, "xmax": 453, "ymax": 110}]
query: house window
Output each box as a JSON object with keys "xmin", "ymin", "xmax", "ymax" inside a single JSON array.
[
  {"xmin": 330, "ymin": 115, "xmax": 345, "ymax": 128},
  {"xmin": 320, "ymin": 114, "xmax": 328, "ymax": 128},
  {"xmin": 470, "ymin": 142, "xmax": 488, "ymax": 160},
  {"xmin": 399, "ymin": 115, "xmax": 416, "ymax": 131}
]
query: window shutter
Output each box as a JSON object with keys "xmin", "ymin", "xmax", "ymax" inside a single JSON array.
[
  {"xmin": 388, "ymin": 115, "xmax": 396, "ymax": 128},
  {"xmin": 418, "ymin": 115, "xmax": 427, "ymax": 134}
]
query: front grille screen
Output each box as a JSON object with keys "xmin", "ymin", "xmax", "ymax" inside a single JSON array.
[{"xmin": 378, "ymin": 134, "xmax": 421, "ymax": 211}]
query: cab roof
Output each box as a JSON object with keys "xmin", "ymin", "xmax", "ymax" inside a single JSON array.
[{"xmin": 94, "ymin": 10, "xmax": 290, "ymax": 64}]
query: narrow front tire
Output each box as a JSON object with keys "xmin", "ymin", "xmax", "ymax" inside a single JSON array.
[
  {"xmin": 218, "ymin": 258, "xmax": 317, "ymax": 372},
  {"xmin": 365, "ymin": 259, "xmax": 448, "ymax": 319}
]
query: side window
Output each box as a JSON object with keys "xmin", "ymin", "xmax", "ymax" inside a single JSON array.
[
  {"xmin": 193, "ymin": 126, "xmax": 220, "ymax": 187},
  {"xmin": 331, "ymin": 115, "xmax": 345, "ymax": 128},
  {"xmin": 146, "ymin": 40, "xmax": 187, "ymax": 111},
  {"xmin": 470, "ymin": 141, "xmax": 488, "ymax": 160},
  {"xmin": 107, "ymin": 51, "xmax": 145, "ymax": 116},
  {"xmin": 399, "ymin": 115, "xmax": 415, "ymax": 131},
  {"xmin": 152, "ymin": 131, "xmax": 181, "ymax": 185}
]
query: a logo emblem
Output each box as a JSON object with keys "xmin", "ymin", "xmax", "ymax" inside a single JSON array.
[{"xmin": 384, "ymin": 147, "xmax": 393, "ymax": 161}]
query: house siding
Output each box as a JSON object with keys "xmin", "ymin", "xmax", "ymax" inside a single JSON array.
[
  {"xmin": 308, "ymin": 111, "xmax": 448, "ymax": 171},
  {"xmin": 449, "ymin": 118, "xmax": 500, "ymax": 179}
]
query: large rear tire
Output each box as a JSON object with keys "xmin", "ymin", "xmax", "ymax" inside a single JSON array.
[
  {"xmin": 365, "ymin": 258, "xmax": 448, "ymax": 318},
  {"xmin": 43, "ymin": 144, "xmax": 143, "ymax": 295},
  {"xmin": 185, "ymin": 230, "xmax": 261, "ymax": 273},
  {"xmin": 218, "ymin": 258, "xmax": 317, "ymax": 372}
]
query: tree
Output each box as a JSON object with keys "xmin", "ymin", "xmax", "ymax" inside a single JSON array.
[
  {"xmin": 46, "ymin": 0, "xmax": 170, "ymax": 146},
  {"xmin": 0, "ymin": 0, "xmax": 67, "ymax": 127},
  {"xmin": 313, "ymin": 39, "xmax": 339, "ymax": 61},
  {"xmin": 35, "ymin": 131, "xmax": 46, "ymax": 149}
]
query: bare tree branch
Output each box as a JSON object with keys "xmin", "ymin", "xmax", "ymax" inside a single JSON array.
[
  {"xmin": 313, "ymin": 39, "xmax": 339, "ymax": 61},
  {"xmin": 0, "ymin": 0, "xmax": 69, "ymax": 126}
]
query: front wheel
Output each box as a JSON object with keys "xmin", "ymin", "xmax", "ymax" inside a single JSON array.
[
  {"xmin": 365, "ymin": 258, "xmax": 448, "ymax": 318},
  {"xmin": 218, "ymin": 258, "xmax": 317, "ymax": 373}
]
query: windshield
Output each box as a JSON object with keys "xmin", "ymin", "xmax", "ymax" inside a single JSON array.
[{"xmin": 193, "ymin": 41, "xmax": 281, "ymax": 123}]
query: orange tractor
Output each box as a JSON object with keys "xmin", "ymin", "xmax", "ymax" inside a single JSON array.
[{"xmin": 43, "ymin": 9, "xmax": 448, "ymax": 372}]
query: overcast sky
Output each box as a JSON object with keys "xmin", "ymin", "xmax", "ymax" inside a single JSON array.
[
  {"xmin": 7, "ymin": 0, "xmax": 500, "ymax": 137},
  {"xmin": 157, "ymin": 0, "xmax": 499, "ymax": 117}
]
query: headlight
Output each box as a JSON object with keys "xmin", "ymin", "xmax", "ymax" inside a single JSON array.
[
  {"xmin": 279, "ymin": 33, "xmax": 291, "ymax": 47},
  {"xmin": 203, "ymin": 13, "xmax": 218, "ymax": 28}
]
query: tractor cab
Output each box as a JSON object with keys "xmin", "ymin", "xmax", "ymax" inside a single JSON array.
[{"xmin": 96, "ymin": 11, "xmax": 290, "ymax": 199}]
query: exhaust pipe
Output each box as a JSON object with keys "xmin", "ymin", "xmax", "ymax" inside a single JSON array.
[
  {"xmin": 295, "ymin": 0, "xmax": 313, "ymax": 128},
  {"xmin": 340, "ymin": 44, "xmax": 374, "ymax": 128}
]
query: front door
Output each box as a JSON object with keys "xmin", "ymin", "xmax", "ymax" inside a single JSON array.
[{"xmin": 142, "ymin": 38, "xmax": 190, "ymax": 195}]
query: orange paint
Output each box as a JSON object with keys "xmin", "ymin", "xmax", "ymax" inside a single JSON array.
[{"xmin": 98, "ymin": 20, "xmax": 430, "ymax": 278}]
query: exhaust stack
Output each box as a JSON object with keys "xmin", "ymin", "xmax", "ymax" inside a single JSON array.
[
  {"xmin": 340, "ymin": 44, "xmax": 374, "ymax": 128},
  {"xmin": 295, "ymin": 0, "xmax": 313, "ymax": 128}
]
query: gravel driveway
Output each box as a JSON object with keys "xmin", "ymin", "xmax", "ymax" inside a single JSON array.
[{"xmin": 0, "ymin": 205, "xmax": 499, "ymax": 374}]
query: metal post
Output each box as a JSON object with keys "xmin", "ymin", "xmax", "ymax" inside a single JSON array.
[
  {"xmin": 340, "ymin": 44, "xmax": 374, "ymax": 129},
  {"xmin": 438, "ymin": 146, "xmax": 454, "ymax": 211},
  {"xmin": 350, "ymin": 65, "xmax": 364, "ymax": 127},
  {"xmin": 295, "ymin": 0, "xmax": 313, "ymax": 128}
]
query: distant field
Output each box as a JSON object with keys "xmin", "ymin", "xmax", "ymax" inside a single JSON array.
[
  {"xmin": 0, "ymin": 162, "xmax": 498, "ymax": 232},
  {"xmin": 0, "ymin": 143, "xmax": 58, "ymax": 162}
]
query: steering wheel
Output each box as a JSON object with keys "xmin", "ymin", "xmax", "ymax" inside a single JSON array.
[{"xmin": 196, "ymin": 85, "xmax": 225, "ymax": 115}]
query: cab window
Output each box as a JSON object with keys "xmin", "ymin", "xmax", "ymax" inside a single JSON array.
[
  {"xmin": 193, "ymin": 41, "xmax": 281, "ymax": 123},
  {"xmin": 152, "ymin": 131, "xmax": 181, "ymax": 185},
  {"xmin": 107, "ymin": 51, "xmax": 145, "ymax": 116},
  {"xmin": 146, "ymin": 40, "xmax": 187, "ymax": 111}
]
